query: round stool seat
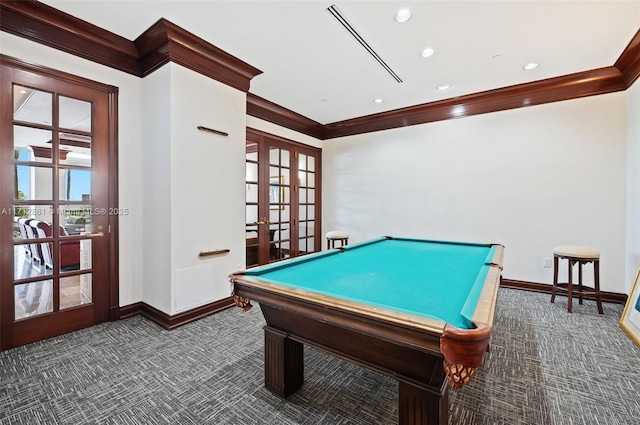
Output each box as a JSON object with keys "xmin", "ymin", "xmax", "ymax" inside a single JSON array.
[
  {"xmin": 326, "ymin": 231, "xmax": 349, "ymax": 249},
  {"xmin": 326, "ymin": 231, "xmax": 349, "ymax": 240},
  {"xmin": 553, "ymin": 245, "xmax": 600, "ymax": 259}
]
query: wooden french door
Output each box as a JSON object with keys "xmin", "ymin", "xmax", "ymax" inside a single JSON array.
[
  {"xmin": 245, "ymin": 129, "xmax": 321, "ymax": 267},
  {"xmin": 0, "ymin": 57, "xmax": 118, "ymax": 350}
]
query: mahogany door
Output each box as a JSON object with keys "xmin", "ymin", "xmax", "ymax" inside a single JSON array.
[
  {"xmin": 0, "ymin": 58, "xmax": 118, "ymax": 350},
  {"xmin": 245, "ymin": 129, "xmax": 321, "ymax": 267}
]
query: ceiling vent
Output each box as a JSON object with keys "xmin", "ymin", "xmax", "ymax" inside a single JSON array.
[{"xmin": 327, "ymin": 4, "xmax": 403, "ymax": 83}]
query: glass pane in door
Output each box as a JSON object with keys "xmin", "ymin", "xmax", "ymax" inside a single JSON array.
[
  {"xmin": 60, "ymin": 273, "xmax": 92, "ymax": 310},
  {"xmin": 14, "ymin": 165, "xmax": 53, "ymax": 200},
  {"xmin": 59, "ymin": 96, "xmax": 91, "ymax": 132},
  {"xmin": 13, "ymin": 86, "xmax": 52, "ymax": 125},
  {"xmin": 13, "ymin": 205, "xmax": 54, "ymax": 280},
  {"xmin": 268, "ymin": 147, "xmax": 290, "ymax": 262},
  {"xmin": 59, "ymin": 168, "xmax": 92, "ymax": 201},
  {"xmin": 298, "ymin": 153, "xmax": 317, "ymax": 255},
  {"xmin": 60, "ymin": 204, "xmax": 92, "ymax": 234},
  {"xmin": 14, "ymin": 126, "xmax": 53, "ymax": 164},
  {"xmin": 14, "ymin": 280, "xmax": 53, "ymax": 319},
  {"xmin": 59, "ymin": 133, "xmax": 92, "ymax": 167},
  {"xmin": 246, "ymin": 141, "xmax": 260, "ymax": 267}
]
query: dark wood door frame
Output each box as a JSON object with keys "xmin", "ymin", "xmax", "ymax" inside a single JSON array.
[
  {"xmin": 246, "ymin": 128, "xmax": 322, "ymax": 265},
  {"xmin": 0, "ymin": 55, "xmax": 119, "ymax": 350}
]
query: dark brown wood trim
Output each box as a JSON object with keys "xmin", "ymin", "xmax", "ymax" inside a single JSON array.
[
  {"xmin": 2, "ymin": 1, "xmax": 638, "ymax": 139},
  {"xmin": 0, "ymin": 54, "xmax": 115, "ymax": 93},
  {"xmin": 138, "ymin": 298, "xmax": 235, "ymax": 330},
  {"xmin": 247, "ymin": 127, "xmax": 322, "ymax": 151},
  {"xmin": 501, "ymin": 278, "xmax": 627, "ymax": 305},
  {"xmin": 322, "ymin": 66, "xmax": 625, "ymax": 138},
  {"xmin": 0, "ymin": 2, "xmax": 262, "ymax": 92},
  {"xmin": 0, "ymin": 0, "xmax": 140, "ymax": 75},
  {"xmin": 134, "ymin": 19, "xmax": 262, "ymax": 92},
  {"xmin": 134, "ymin": 19, "xmax": 262, "ymax": 93},
  {"xmin": 615, "ymin": 28, "xmax": 640, "ymax": 88},
  {"xmin": 107, "ymin": 85, "xmax": 120, "ymax": 321},
  {"xmin": 119, "ymin": 302, "xmax": 143, "ymax": 319},
  {"xmin": 247, "ymin": 93, "xmax": 326, "ymax": 139},
  {"xmin": 0, "ymin": 58, "xmax": 15, "ymax": 351},
  {"xmin": 314, "ymin": 143, "xmax": 323, "ymax": 254}
]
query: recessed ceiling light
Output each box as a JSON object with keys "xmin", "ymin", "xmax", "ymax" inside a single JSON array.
[
  {"xmin": 523, "ymin": 62, "xmax": 539, "ymax": 70},
  {"xmin": 437, "ymin": 84, "xmax": 451, "ymax": 90},
  {"xmin": 421, "ymin": 48, "xmax": 435, "ymax": 58},
  {"xmin": 373, "ymin": 98, "xmax": 384, "ymax": 104},
  {"xmin": 395, "ymin": 9, "xmax": 412, "ymax": 23}
]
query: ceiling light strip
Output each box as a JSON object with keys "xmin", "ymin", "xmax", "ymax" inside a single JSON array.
[{"xmin": 327, "ymin": 5, "xmax": 402, "ymax": 83}]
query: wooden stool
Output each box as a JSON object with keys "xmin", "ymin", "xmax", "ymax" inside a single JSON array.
[
  {"xmin": 550, "ymin": 245, "xmax": 603, "ymax": 314},
  {"xmin": 326, "ymin": 231, "xmax": 349, "ymax": 249}
]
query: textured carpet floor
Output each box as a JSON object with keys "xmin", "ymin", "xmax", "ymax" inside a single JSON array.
[{"xmin": 1, "ymin": 289, "xmax": 639, "ymax": 424}]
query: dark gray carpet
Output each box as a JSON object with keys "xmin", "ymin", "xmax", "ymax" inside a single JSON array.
[{"xmin": 1, "ymin": 289, "xmax": 639, "ymax": 424}]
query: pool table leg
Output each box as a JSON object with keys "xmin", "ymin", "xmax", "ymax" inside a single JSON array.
[
  {"xmin": 399, "ymin": 382, "xmax": 449, "ymax": 425},
  {"xmin": 264, "ymin": 326, "xmax": 304, "ymax": 398}
]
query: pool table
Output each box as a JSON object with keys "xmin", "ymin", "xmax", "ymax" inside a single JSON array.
[{"xmin": 229, "ymin": 236, "xmax": 504, "ymax": 425}]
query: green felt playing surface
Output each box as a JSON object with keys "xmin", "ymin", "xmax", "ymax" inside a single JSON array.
[{"xmin": 244, "ymin": 237, "xmax": 493, "ymax": 329}]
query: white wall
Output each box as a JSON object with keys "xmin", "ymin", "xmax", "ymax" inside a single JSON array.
[
  {"xmin": 124, "ymin": 62, "xmax": 249, "ymax": 315},
  {"xmin": 168, "ymin": 64, "xmax": 246, "ymax": 314},
  {"xmin": 627, "ymin": 80, "xmax": 640, "ymax": 293},
  {"xmin": 322, "ymin": 93, "xmax": 628, "ymax": 293},
  {"xmin": 140, "ymin": 66, "xmax": 173, "ymax": 312}
]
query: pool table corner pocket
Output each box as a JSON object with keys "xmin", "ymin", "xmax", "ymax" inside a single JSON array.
[{"xmin": 440, "ymin": 322, "xmax": 492, "ymax": 389}]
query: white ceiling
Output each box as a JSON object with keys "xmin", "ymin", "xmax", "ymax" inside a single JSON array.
[{"xmin": 42, "ymin": 1, "xmax": 640, "ymax": 124}]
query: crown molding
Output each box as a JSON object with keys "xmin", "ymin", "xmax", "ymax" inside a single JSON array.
[
  {"xmin": 134, "ymin": 19, "xmax": 262, "ymax": 92},
  {"xmin": 0, "ymin": 0, "xmax": 140, "ymax": 75},
  {"xmin": 246, "ymin": 93, "xmax": 326, "ymax": 139},
  {"xmin": 323, "ymin": 66, "xmax": 625, "ymax": 138},
  {"xmin": 1, "ymin": 0, "xmax": 638, "ymax": 139},
  {"xmin": 615, "ymin": 28, "xmax": 640, "ymax": 88},
  {"xmin": 0, "ymin": 0, "xmax": 261, "ymax": 92}
]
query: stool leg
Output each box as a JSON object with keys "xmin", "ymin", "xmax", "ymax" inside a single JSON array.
[
  {"xmin": 567, "ymin": 259, "xmax": 573, "ymax": 313},
  {"xmin": 578, "ymin": 261, "xmax": 584, "ymax": 305},
  {"xmin": 594, "ymin": 260, "xmax": 604, "ymax": 314},
  {"xmin": 551, "ymin": 255, "xmax": 559, "ymax": 304}
]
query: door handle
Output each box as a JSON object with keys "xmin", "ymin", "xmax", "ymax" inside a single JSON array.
[{"xmin": 87, "ymin": 231, "xmax": 104, "ymax": 238}]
